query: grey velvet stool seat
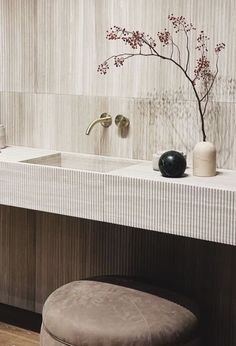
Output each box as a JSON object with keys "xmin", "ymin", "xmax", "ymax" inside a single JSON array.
[{"xmin": 40, "ymin": 277, "xmax": 202, "ymax": 346}]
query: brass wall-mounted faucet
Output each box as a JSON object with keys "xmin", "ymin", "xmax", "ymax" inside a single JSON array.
[{"xmin": 85, "ymin": 113, "xmax": 112, "ymax": 135}]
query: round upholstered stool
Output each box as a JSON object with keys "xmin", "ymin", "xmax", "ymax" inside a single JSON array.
[{"xmin": 40, "ymin": 277, "xmax": 201, "ymax": 346}]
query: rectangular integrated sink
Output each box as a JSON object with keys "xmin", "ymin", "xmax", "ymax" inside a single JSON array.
[{"xmin": 21, "ymin": 152, "xmax": 142, "ymax": 173}]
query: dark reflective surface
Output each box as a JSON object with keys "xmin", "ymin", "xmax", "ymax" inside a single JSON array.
[{"xmin": 159, "ymin": 150, "xmax": 186, "ymax": 178}]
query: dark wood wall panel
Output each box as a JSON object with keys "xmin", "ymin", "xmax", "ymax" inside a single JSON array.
[
  {"xmin": 35, "ymin": 213, "xmax": 86, "ymax": 311},
  {"xmin": 0, "ymin": 206, "xmax": 36, "ymax": 311}
]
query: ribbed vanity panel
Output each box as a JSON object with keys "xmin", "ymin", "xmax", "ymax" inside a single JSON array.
[
  {"xmin": 0, "ymin": 158, "xmax": 235, "ymax": 245},
  {"xmin": 0, "ymin": 162, "xmax": 104, "ymax": 221},
  {"xmin": 103, "ymin": 174, "xmax": 236, "ymax": 245}
]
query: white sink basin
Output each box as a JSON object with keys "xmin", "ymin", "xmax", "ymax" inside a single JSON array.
[{"xmin": 21, "ymin": 152, "xmax": 141, "ymax": 173}]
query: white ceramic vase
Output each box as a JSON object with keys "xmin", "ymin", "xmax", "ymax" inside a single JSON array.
[{"xmin": 193, "ymin": 141, "xmax": 216, "ymax": 177}]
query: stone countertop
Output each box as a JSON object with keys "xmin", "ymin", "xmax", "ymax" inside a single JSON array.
[
  {"xmin": 1, "ymin": 145, "xmax": 235, "ymax": 192},
  {"xmin": 109, "ymin": 162, "xmax": 236, "ymax": 192},
  {"xmin": 0, "ymin": 145, "xmax": 58, "ymax": 162}
]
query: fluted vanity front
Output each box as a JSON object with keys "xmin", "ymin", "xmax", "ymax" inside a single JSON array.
[{"xmin": 0, "ymin": 146, "xmax": 235, "ymax": 246}]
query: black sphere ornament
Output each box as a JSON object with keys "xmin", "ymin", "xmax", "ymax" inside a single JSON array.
[{"xmin": 158, "ymin": 150, "xmax": 186, "ymax": 178}]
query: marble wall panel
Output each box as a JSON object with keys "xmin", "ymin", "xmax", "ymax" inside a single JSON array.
[
  {"xmin": 1, "ymin": 0, "xmax": 233, "ymax": 99},
  {"xmin": 34, "ymin": 0, "xmax": 234, "ymax": 101},
  {"xmin": 1, "ymin": 92, "xmax": 236, "ymax": 168},
  {"xmin": 0, "ymin": 0, "xmax": 236, "ymax": 168},
  {"xmin": 0, "ymin": 0, "xmax": 36, "ymax": 92},
  {"xmin": 36, "ymin": 0, "xmax": 84, "ymax": 94},
  {"xmin": 0, "ymin": 92, "xmax": 135, "ymax": 157}
]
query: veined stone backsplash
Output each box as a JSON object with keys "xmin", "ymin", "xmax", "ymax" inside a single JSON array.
[
  {"xmin": 1, "ymin": 91, "xmax": 235, "ymax": 169},
  {"xmin": 0, "ymin": 0, "xmax": 235, "ymax": 169}
]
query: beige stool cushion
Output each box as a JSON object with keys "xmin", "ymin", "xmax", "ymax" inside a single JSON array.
[{"xmin": 41, "ymin": 278, "xmax": 200, "ymax": 346}]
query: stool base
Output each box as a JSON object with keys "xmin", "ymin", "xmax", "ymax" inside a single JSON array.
[
  {"xmin": 40, "ymin": 325, "xmax": 65, "ymax": 346},
  {"xmin": 41, "ymin": 324, "xmax": 202, "ymax": 346}
]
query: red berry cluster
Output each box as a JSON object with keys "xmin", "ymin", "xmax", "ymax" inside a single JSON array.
[
  {"xmin": 215, "ymin": 42, "xmax": 225, "ymax": 53},
  {"xmin": 99, "ymin": 15, "xmax": 225, "ymax": 93},
  {"xmin": 195, "ymin": 31, "xmax": 209, "ymax": 52},
  {"xmin": 97, "ymin": 61, "xmax": 109, "ymax": 75},
  {"xmin": 106, "ymin": 26, "xmax": 123, "ymax": 40},
  {"xmin": 114, "ymin": 56, "xmax": 125, "ymax": 67},
  {"xmin": 106, "ymin": 26, "xmax": 145, "ymax": 50},
  {"xmin": 157, "ymin": 29, "xmax": 171, "ymax": 46},
  {"xmin": 168, "ymin": 14, "xmax": 196, "ymax": 33},
  {"xmin": 122, "ymin": 30, "xmax": 144, "ymax": 49},
  {"xmin": 194, "ymin": 56, "xmax": 211, "ymax": 81}
]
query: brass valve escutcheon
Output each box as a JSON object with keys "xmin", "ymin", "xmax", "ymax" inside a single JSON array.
[{"xmin": 115, "ymin": 115, "xmax": 130, "ymax": 129}]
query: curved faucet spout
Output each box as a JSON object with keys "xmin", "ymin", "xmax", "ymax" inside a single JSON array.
[{"xmin": 85, "ymin": 113, "xmax": 112, "ymax": 135}]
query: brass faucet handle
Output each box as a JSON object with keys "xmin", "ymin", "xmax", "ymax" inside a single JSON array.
[
  {"xmin": 115, "ymin": 115, "xmax": 130, "ymax": 129},
  {"xmin": 85, "ymin": 113, "xmax": 112, "ymax": 135},
  {"xmin": 100, "ymin": 113, "xmax": 112, "ymax": 128}
]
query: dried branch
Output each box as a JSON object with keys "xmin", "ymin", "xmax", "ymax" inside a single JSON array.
[
  {"xmin": 98, "ymin": 16, "xmax": 225, "ymax": 142},
  {"xmin": 184, "ymin": 30, "xmax": 190, "ymax": 72}
]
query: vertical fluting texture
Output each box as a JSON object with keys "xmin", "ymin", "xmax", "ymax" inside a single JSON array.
[
  {"xmin": 0, "ymin": 0, "xmax": 35, "ymax": 91},
  {"xmin": 0, "ymin": 205, "xmax": 36, "ymax": 310},
  {"xmin": 0, "ymin": 160, "xmax": 235, "ymax": 245},
  {"xmin": 0, "ymin": 161, "xmax": 104, "ymax": 221},
  {"xmin": 0, "ymin": 0, "xmax": 236, "ymax": 168},
  {"xmin": 0, "ymin": 1, "xmax": 236, "ymax": 345},
  {"xmin": 103, "ymin": 174, "xmax": 236, "ymax": 245}
]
